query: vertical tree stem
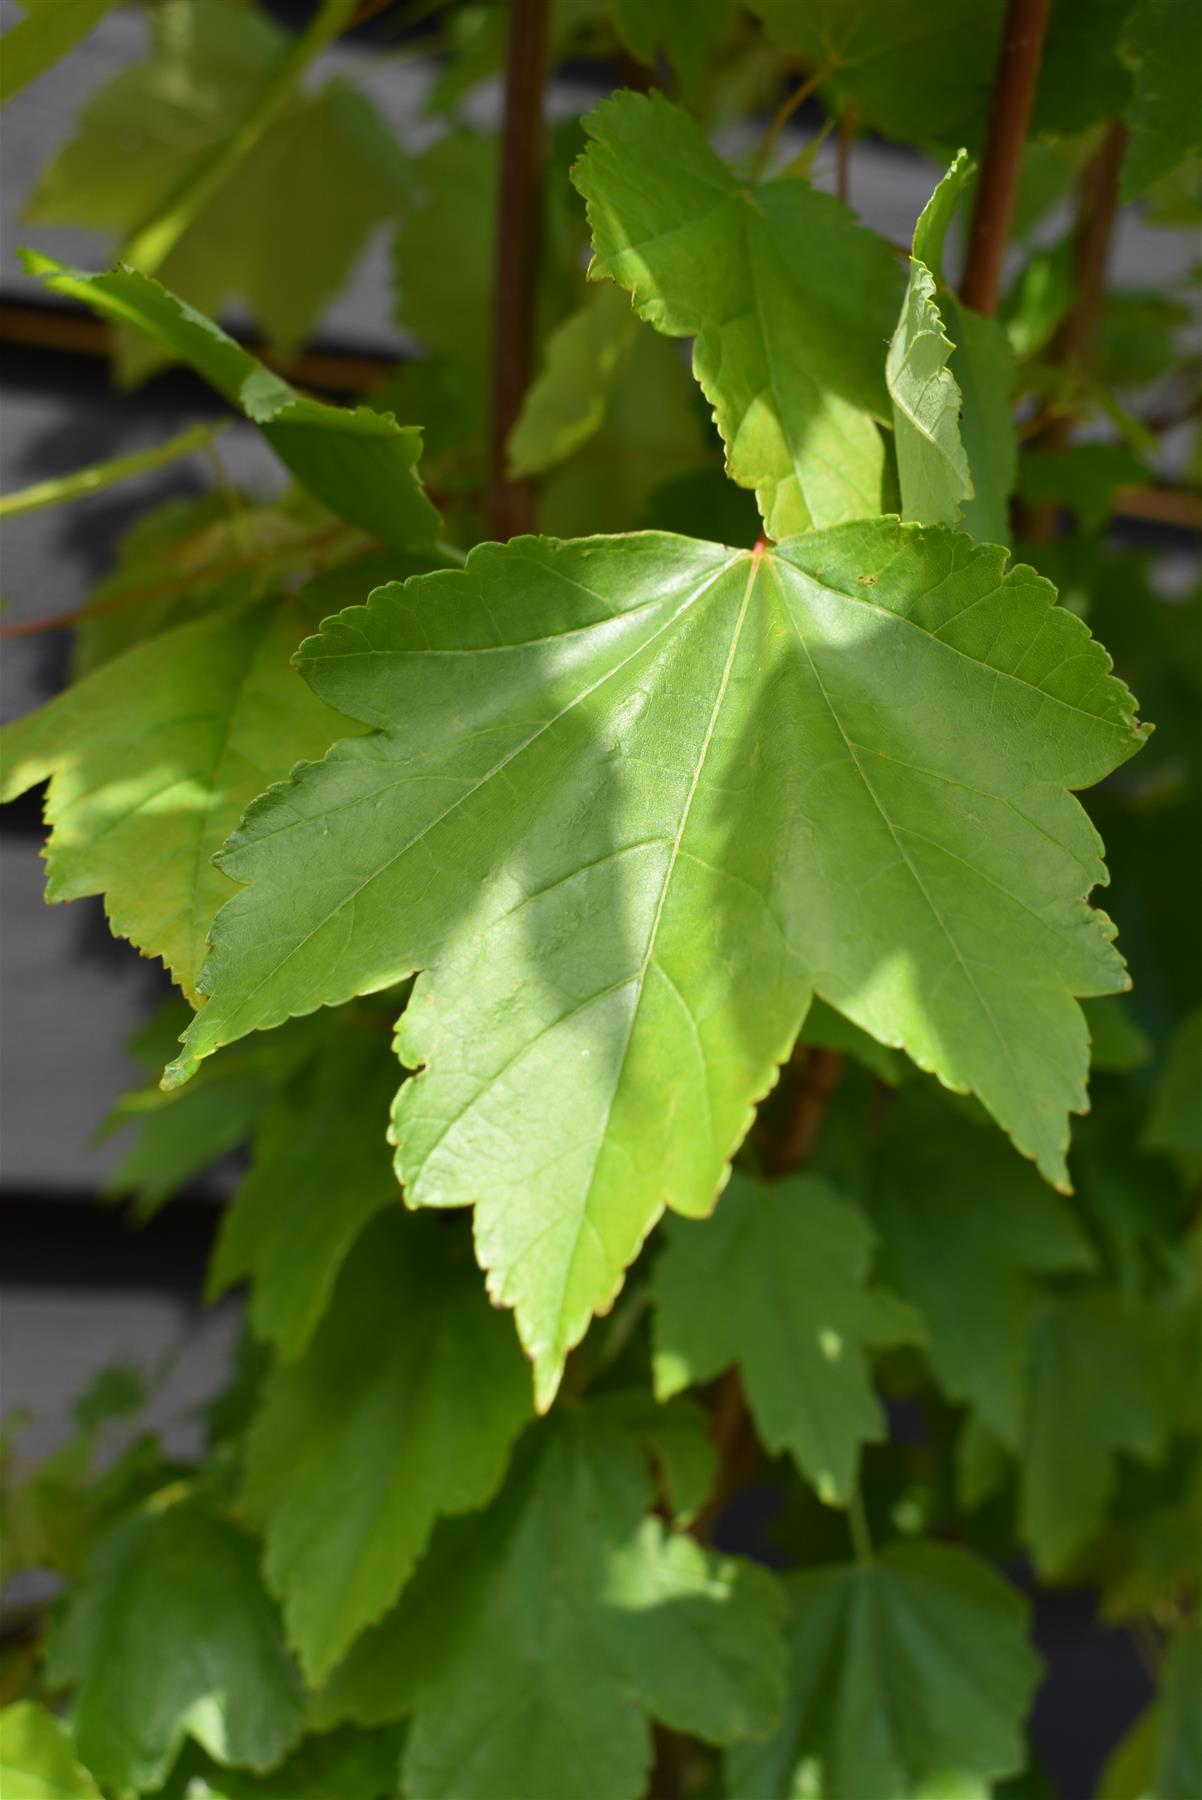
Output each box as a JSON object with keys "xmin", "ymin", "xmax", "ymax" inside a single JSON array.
[
  {"xmin": 1046, "ymin": 120, "xmax": 1130, "ymax": 431},
  {"xmin": 961, "ymin": 0, "xmax": 1052, "ymax": 316},
  {"xmin": 489, "ymin": 0, "xmax": 551, "ymax": 540}
]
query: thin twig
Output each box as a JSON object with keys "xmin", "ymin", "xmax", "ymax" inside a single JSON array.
[
  {"xmin": 961, "ymin": 0, "xmax": 1053, "ymax": 316},
  {"xmin": 751, "ymin": 63, "xmax": 834, "ymax": 181},
  {"xmin": 489, "ymin": 0, "xmax": 551, "ymax": 540}
]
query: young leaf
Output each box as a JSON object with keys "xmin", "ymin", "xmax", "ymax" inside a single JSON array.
[
  {"xmin": 909, "ymin": 150, "xmax": 1016, "ymax": 546},
  {"xmin": 313, "ymin": 1409, "xmax": 786, "ymax": 1800},
  {"xmin": 0, "ymin": 0, "xmax": 118, "ymax": 106},
  {"xmin": 1, "ymin": 597, "xmax": 360, "ymax": 999},
  {"xmin": 0, "ymin": 1701, "xmax": 102, "ymax": 1799},
  {"xmin": 240, "ymin": 1212, "xmax": 532, "ymax": 1682},
  {"xmin": 1021, "ymin": 1291, "xmax": 1174, "ymax": 1573},
  {"xmin": 887, "ymin": 251, "xmax": 972, "ymax": 526},
  {"xmin": 572, "ymin": 90, "xmax": 903, "ymax": 536},
  {"xmin": 652, "ymin": 1171, "xmax": 922, "ymax": 1502},
  {"xmin": 1122, "ymin": 0, "xmax": 1202, "ymax": 199},
  {"xmin": 166, "ymin": 525, "xmax": 1143, "ymax": 1404},
  {"xmin": 865, "ymin": 1089, "xmax": 1095, "ymax": 1444},
  {"xmin": 23, "ymin": 257, "xmax": 440, "ymax": 552},
  {"xmin": 44, "ymin": 1496, "xmax": 305, "ymax": 1792},
  {"xmin": 208, "ymin": 1021, "xmax": 403, "ymax": 1358},
  {"xmin": 727, "ymin": 1542, "xmax": 1041, "ymax": 1799}
]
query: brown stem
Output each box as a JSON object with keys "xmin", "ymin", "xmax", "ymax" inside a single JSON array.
[
  {"xmin": 1049, "ymin": 121, "xmax": 1129, "ymax": 386},
  {"xmin": 961, "ymin": 0, "xmax": 1053, "ymax": 316},
  {"xmin": 1020, "ymin": 120, "xmax": 1129, "ymax": 540},
  {"xmin": 488, "ymin": 0, "xmax": 551, "ymax": 540}
]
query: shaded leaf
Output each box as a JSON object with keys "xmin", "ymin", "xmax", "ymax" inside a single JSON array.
[
  {"xmin": 240, "ymin": 1212, "xmax": 531, "ymax": 1681},
  {"xmin": 1144, "ymin": 1010, "xmax": 1202, "ymax": 1171},
  {"xmin": 727, "ymin": 1542, "xmax": 1040, "ymax": 1799},
  {"xmin": 44, "ymin": 1496, "xmax": 305, "ymax": 1792},
  {"xmin": 1123, "ymin": 0, "xmax": 1202, "ymax": 198},
  {"xmin": 208, "ymin": 1020, "xmax": 403, "ymax": 1358},
  {"xmin": 1021, "ymin": 1291, "xmax": 1174, "ymax": 1573},
  {"xmin": 653, "ymin": 1171, "xmax": 922, "ymax": 1502},
  {"xmin": 608, "ymin": 0, "xmax": 737, "ymax": 97},
  {"xmin": 314, "ymin": 1409, "xmax": 786, "ymax": 1800},
  {"xmin": 866, "ymin": 1088, "xmax": 1095, "ymax": 1442}
]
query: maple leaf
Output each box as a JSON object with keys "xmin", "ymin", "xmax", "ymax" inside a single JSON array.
[
  {"xmin": 653, "ymin": 1171, "xmax": 922, "ymax": 1502},
  {"xmin": 728, "ymin": 1542, "xmax": 1040, "ymax": 1799},
  {"xmin": 572, "ymin": 90, "xmax": 903, "ymax": 537},
  {"xmin": 0, "ymin": 595, "xmax": 360, "ymax": 999},
  {"xmin": 240, "ymin": 1211, "xmax": 531, "ymax": 1681},
  {"xmin": 44, "ymin": 1497, "xmax": 304, "ymax": 1792},
  {"xmin": 166, "ymin": 523, "xmax": 1143, "ymax": 1402},
  {"xmin": 312, "ymin": 1408, "xmax": 786, "ymax": 1800},
  {"xmin": 866, "ymin": 1088, "xmax": 1096, "ymax": 1443},
  {"xmin": 208, "ymin": 1019, "xmax": 404, "ymax": 1359}
]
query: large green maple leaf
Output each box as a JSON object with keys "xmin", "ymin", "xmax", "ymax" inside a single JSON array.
[
  {"xmin": 728, "ymin": 1542, "xmax": 1040, "ymax": 1799},
  {"xmin": 312, "ymin": 1408, "xmax": 786, "ymax": 1800},
  {"xmin": 167, "ymin": 523, "xmax": 1143, "ymax": 1403},
  {"xmin": 44, "ymin": 1496, "xmax": 304, "ymax": 1792},
  {"xmin": 1, "ymin": 596, "xmax": 359, "ymax": 998},
  {"xmin": 240, "ymin": 1210, "xmax": 531, "ymax": 1682},
  {"xmin": 572, "ymin": 90, "xmax": 903, "ymax": 537},
  {"xmin": 652, "ymin": 1171, "xmax": 922, "ymax": 1502}
]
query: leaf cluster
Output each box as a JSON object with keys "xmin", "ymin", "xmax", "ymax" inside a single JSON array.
[{"xmin": 2, "ymin": 1, "xmax": 1200, "ymax": 1796}]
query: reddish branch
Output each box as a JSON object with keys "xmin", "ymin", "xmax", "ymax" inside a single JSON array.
[
  {"xmin": 488, "ymin": 0, "xmax": 551, "ymax": 540},
  {"xmin": 961, "ymin": 0, "xmax": 1053, "ymax": 316}
]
